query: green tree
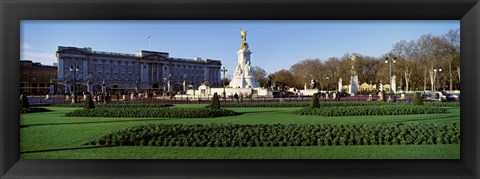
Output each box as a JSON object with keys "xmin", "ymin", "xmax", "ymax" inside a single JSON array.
[
  {"xmin": 84, "ymin": 94, "xmax": 95, "ymax": 109},
  {"xmin": 413, "ymin": 92, "xmax": 424, "ymax": 105},
  {"xmin": 211, "ymin": 93, "xmax": 221, "ymax": 109},
  {"xmin": 311, "ymin": 93, "xmax": 320, "ymax": 108}
]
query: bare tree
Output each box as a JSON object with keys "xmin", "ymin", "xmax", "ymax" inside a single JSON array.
[
  {"xmin": 391, "ymin": 40, "xmax": 417, "ymax": 92},
  {"xmin": 252, "ymin": 66, "xmax": 268, "ymax": 87}
]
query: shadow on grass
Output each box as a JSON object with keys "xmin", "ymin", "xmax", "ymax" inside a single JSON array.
[
  {"xmin": 21, "ymin": 145, "xmax": 112, "ymax": 154},
  {"xmin": 20, "ymin": 118, "xmax": 170, "ymax": 128},
  {"xmin": 372, "ymin": 114, "xmax": 459, "ymax": 124},
  {"xmin": 237, "ymin": 110, "xmax": 283, "ymax": 114}
]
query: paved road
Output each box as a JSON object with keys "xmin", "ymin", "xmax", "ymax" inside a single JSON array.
[{"xmin": 27, "ymin": 95, "xmax": 413, "ymax": 105}]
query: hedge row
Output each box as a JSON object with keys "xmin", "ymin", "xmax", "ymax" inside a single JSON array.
[
  {"xmin": 424, "ymin": 102, "xmax": 460, "ymax": 108},
  {"xmin": 207, "ymin": 102, "xmax": 409, "ymax": 108},
  {"xmin": 65, "ymin": 108, "xmax": 237, "ymax": 118},
  {"xmin": 293, "ymin": 105, "xmax": 447, "ymax": 116},
  {"xmin": 20, "ymin": 107, "xmax": 51, "ymax": 114},
  {"xmin": 91, "ymin": 122, "xmax": 460, "ymax": 147},
  {"xmin": 51, "ymin": 103, "xmax": 173, "ymax": 108}
]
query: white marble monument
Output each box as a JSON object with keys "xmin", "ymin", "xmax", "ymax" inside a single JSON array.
[
  {"xmin": 348, "ymin": 55, "xmax": 359, "ymax": 96},
  {"xmin": 229, "ymin": 29, "xmax": 260, "ymax": 88},
  {"xmin": 391, "ymin": 75, "xmax": 397, "ymax": 94}
]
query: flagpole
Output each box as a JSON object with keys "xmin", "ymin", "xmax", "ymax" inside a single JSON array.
[{"xmin": 146, "ymin": 35, "xmax": 152, "ymax": 50}]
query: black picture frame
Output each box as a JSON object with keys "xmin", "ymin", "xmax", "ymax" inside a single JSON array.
[{"xmin": 1, "ymin": 0, "xmax": 479, "ymax": 178}]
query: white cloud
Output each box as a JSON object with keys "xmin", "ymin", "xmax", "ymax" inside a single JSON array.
[
  {"xmin": 21, "ymin": 43, "xmax": 33, "ymax": 49},
  {"xmin": 21, "ymin": 51, "xmax": 57, "ymax": 65}
]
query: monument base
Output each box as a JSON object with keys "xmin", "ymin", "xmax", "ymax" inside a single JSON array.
[{"xmin": 229, "ymin": 76, "xmax": 260, "ymax": 89}]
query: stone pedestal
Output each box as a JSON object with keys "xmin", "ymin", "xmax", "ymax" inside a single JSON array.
[
  {"xmin": 229, "ymin": 46, "xmax": 260, "ymax": 88},
  {"xmin": 349, "ymin": 75, "xmax": 358, "ymax": 96}
]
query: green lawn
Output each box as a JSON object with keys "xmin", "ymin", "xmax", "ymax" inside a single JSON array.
[{"xmin": 20, "ymin": 105, "xmax": 460, "ymax": 159}]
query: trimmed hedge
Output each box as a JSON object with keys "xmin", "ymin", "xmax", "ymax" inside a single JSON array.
[
  {"xmin": 293, "ymin": 105, "xmax": 447, "ymax": 116},
  {"xmin": 20, "ymin": 107, "xmax": 51, "ymax": 114},
  {"xmin": 51, "ymin": 103, "xmax": 173, "ymax": 108},
  {"xmin": 207, "ymin": 102, "xmax": 410, "ymax": 108},
  {"xmin": 311, "ymin": 93, "xmax": 320, "ymax": 108},
  {"xmin": 90, "ymin": 122, "xmax": 460, "ymax": 147},
  {"xmin": 424, "ymin": 102, "xmax": 460, "ymax": 108},
  {"xmin": 65, "ymin": 108, "xmax": 237, "ymax": 118}
]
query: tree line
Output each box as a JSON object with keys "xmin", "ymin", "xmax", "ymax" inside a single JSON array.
[{"xmin": 250, "ymin": 29, "xmax": 460, "ymax": 93}]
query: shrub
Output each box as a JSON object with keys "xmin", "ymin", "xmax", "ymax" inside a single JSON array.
[
  {"xmin": 209, "ymin": 102, "xmax": 408, "ymax": 108},
  {"xmin": 210, "ymin": 93, "xmax": 220, "ymax": 110},
  {"xmin": 311, "ymin": 93, "xmax": 320, "ymax": 108},
  {"xmin": 84, "ymin": 94, "xmax": 95, "ymax": 109},
  {"xmin": 65, "ymin": 108, "xmax": 238, "ymax": 118},
  {"xmin": 293, "ymin": 105, "xmax": 447, "ymax": 116},
  {"xmin": 239, "ymin": 93, "xmax": 244, "ymax": 103},
  {"xmin": 20, "ymin": 107, "xmax": 51, "ymax": 114},
  {"xmin": 413, "ymin": 92, "xmax": 424, "ymax": 105},
  {"xmin": 90, "ymin": 122, "xmax": 460, "ymax": 147}
]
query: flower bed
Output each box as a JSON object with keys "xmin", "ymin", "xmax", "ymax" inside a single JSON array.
[
  {"xmin": 90, "ymin": 122, "xmax": 460, "ymax": 147},
  {"xmin": 293, "ymin": 105, "xmax": 447, "ymax": 116},
  {"xmin": 65, "ymin": 108, "xmax": 237, "ymax": 118}
]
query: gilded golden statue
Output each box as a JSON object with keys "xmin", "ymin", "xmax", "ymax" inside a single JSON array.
[{"xmin": 240, "ymin": 29, "xmax": 249, "ymax": 50}]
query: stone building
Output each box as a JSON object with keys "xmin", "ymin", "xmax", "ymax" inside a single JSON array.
[
  {"xmin": 56, "ymin": 46, "xmax": 221, "ymax": 93},
  {"xmin": 20, "ymin": 60, "xmax": 57, "ymax": 95}
]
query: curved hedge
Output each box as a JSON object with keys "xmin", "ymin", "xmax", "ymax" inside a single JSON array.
[
  {"xmin": 293, "ymin": 105, "xmax": 447, "ymax": 116},
  {"xmin": 207, "ymin": 102, "xmax": 410, "ymax": 108},
  {"xmin": 424, "ymin": 102, "xmax": 460, "ymax": 108},
  {"xmin": 52, "ymin": 103, "xmax": 173, "ymax": 108},
  {"xmin": 90, "ymin": 122, "xmax": 460, "ymax": 147},
  {"xmin": 65, "ymin": 108, "xmax": 237, "ymax": 118},
  {"xmin": 20, "ymin": 107, "xmax": 51, "ymax": 114}
]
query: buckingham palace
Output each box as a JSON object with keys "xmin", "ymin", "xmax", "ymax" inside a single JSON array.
[{"xmin": 57, "ymin": 46, "xmax": 222, "ymax": 94}]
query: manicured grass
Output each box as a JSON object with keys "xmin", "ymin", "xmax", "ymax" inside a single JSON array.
[
  {"xmin": 20, "ymin": 105, "xmax": 460, "ymax": 159},
  {"xmin": 21, "ymin": 144, "xmax": 459, "ymax": 159}
]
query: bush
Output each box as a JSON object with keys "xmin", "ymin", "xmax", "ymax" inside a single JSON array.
[
  {"xmin": 65, "ymin": 108, "xmax": 237, "ymax": 118},
  {"xmin": 211, "ymin": 93, "xmax": 221, "ymax": 110},
  {"xmin": 208, "ymin": 102, "xmax": 408, "ymax": 108},
  {"xmin": 311, "ymin": 93, "xmax": 320, "ymax": 108},
  {"xmin": 84, "ymin": 94, "xmax": 95, "ymax": 109},
  {"xmin": 52, "ymin": 103, "xmax": 173, "ymax": 108},
  {"xmin": 239, "ymin": 93, "xmax": 244, "ymax": 103},
  {"xmin": 90, "ymin": 122, "xmax": 460, "ymax": 147},
  {"xmin": 20, "ymin": 107, "xmax": 51, "ymax": 114},
  {"xmin": 293, "ymin": 105, "xmax": 447, "ymax": 116},
  {"xmin": 414, "ymin": 92, "xmax": 424, "ymax": 105}
]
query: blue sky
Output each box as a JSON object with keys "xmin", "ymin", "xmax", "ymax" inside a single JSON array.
[{"xmin": 21, "ymin": 20, "xmax": 459, "ymax": 74}]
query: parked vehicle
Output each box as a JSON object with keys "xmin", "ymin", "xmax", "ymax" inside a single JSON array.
[
  {"xmin": 422, "ymin": 91, "xmax": 445, "ymax": 102},
  {"xmin": 440, "ymin": 91, "xmax": 459, "ymax": 101},
  {"xmin": 422, "ymin": 91, "xmax": 458, "ymax": 102}
]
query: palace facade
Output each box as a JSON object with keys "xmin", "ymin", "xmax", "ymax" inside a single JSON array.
[
  {"xmin": 56, "ymin": 46, "xmax": 222, "ymax": 93},
  {"xmin": 20, "ymin": 60, "xmax": 57, "ymax": 95}
]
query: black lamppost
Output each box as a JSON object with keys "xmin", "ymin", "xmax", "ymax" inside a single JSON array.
[
  {"xmin": 434, "ymin": 67, "xmax": 443, "ymax": 91},
  {"xmin": 70, "ymin": 64, "xmax": 80, "ymax": 103},
  {"xmin": 221, "ymin": 67, "xmax": 228, "ymax": 99},
  {"xmin": 163, "ymin": 77, "xmax": 167, "ymax": 95},
  {"xmin": 385, "ymin": 56, "xmax": 396, "ymax": 101}
]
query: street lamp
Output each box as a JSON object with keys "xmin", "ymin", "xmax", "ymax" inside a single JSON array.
[
  {"xmin": 69, "ymin": 64, "xmax": 80, "ymax": 103},
  {"xmin": 326, "ymin": 76, "xmax": 330, "ymax": 93},
  {"xmin": 163, "ymin": 77, "xmax": 167, "ymax": 95},
  {"xmin": 434, "ymin": 67, "xmax": 443, "ymax": 91},
  {"xmin": 385, "ymin": 56, "xmax": 396, "ymax": 101},
  {"xmin": 221, "ymin": 67, "xmax": 228, "ymax": 99}
]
